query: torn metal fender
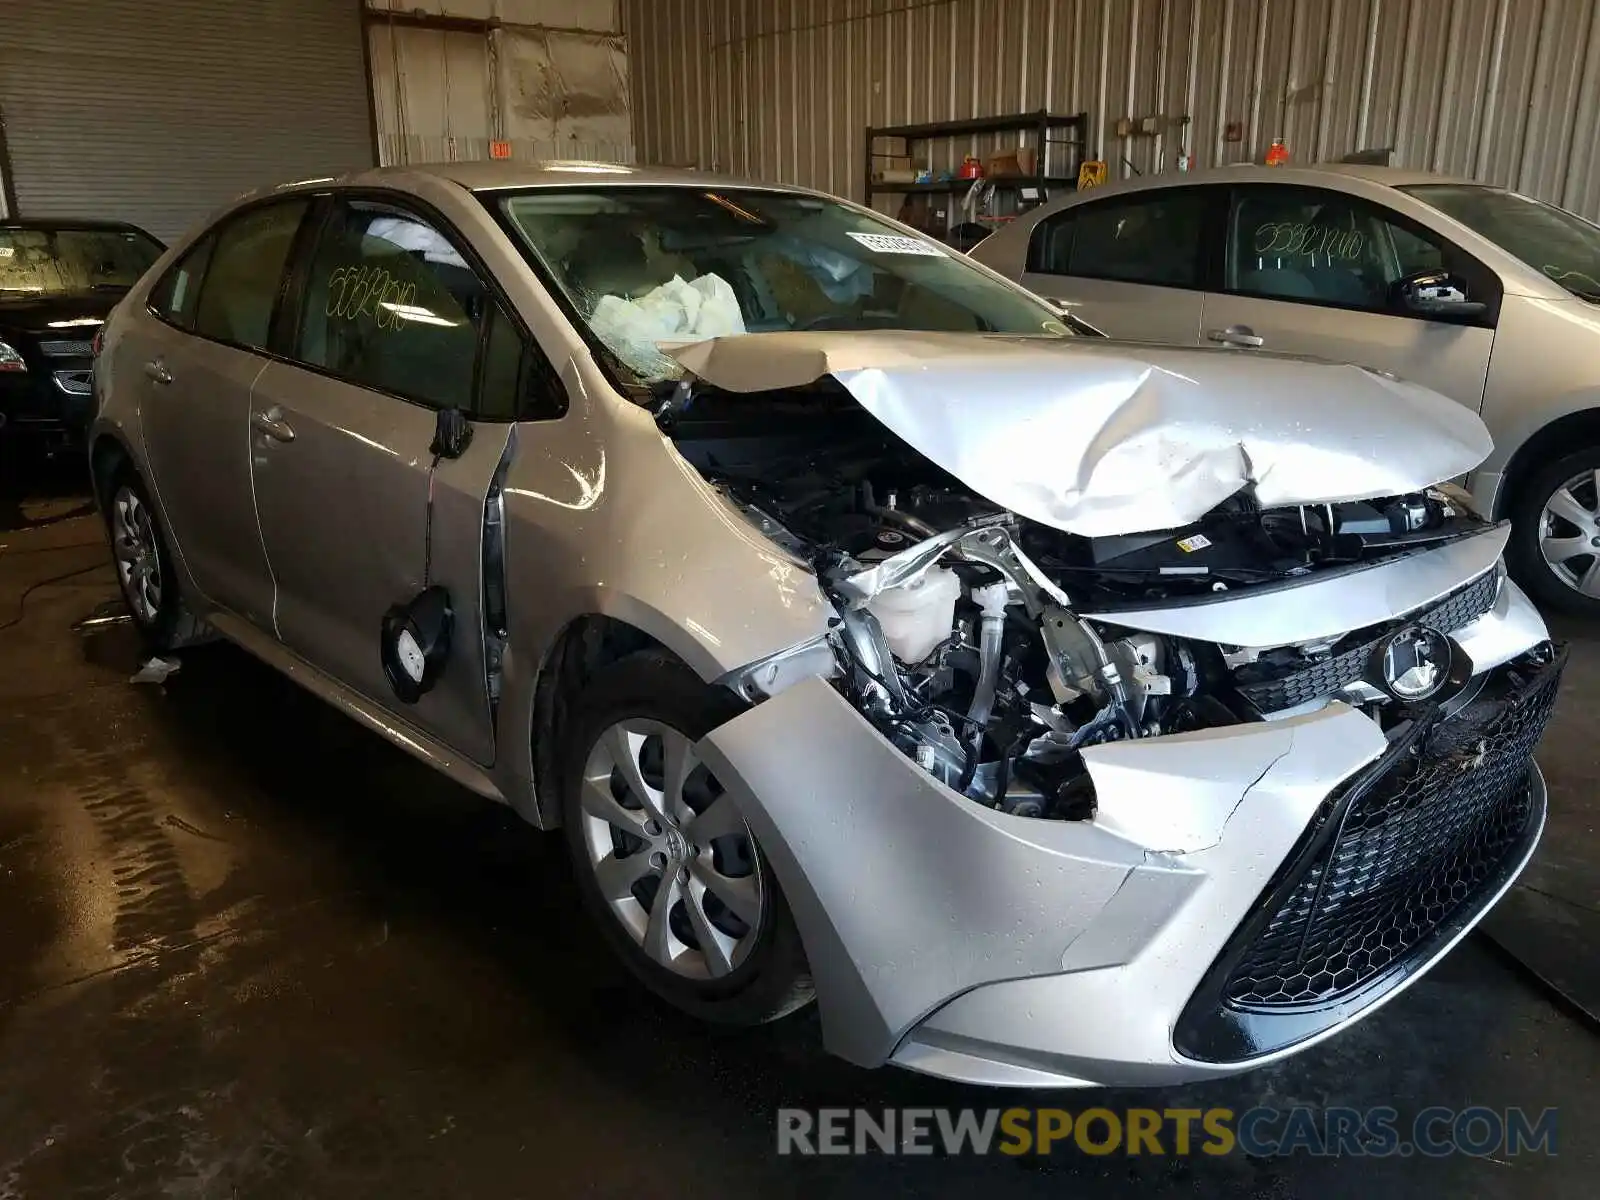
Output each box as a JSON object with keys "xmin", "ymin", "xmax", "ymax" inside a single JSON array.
[
  {"xmin": 672, "ymin": 331, "xmax": 1492, "ymax": 538},
  {"xmin": 694, "ymin": 677, "xmax": 1387, "ymax": 1069},
  {"xmin": 695, "ymin": 676, "xmax": 1146, "ymax": 1068},
  {"xmin": 714, "ymin": 632, "xmax": 839, "ymax": 702}
]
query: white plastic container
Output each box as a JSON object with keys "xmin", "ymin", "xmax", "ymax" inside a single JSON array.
[{"xmin": 867, "ymin": 566, "xmax": 961, "ymax": 664}]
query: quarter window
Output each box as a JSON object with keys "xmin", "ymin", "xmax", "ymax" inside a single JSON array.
[
  {"xmin": 149, "ymin": 236, "xmax": 215, "ymax": 330},
  {"xmin": 1388, "ymin": 223, "xmax": 1445, "ymax": 276},
  {"xmin": 192, "ymin": 201, "xmax": 308, "ymax": 350},
  {"xmin": 478, "ymin": 300, "xmax": 526, "ymax": 420},
  {"xmin": 1029, "ymin": 190, "xmax": 1207, "ymax": 287}
]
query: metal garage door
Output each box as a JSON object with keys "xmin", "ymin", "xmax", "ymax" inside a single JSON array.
[{"xmin": 0, "ymin": 0, "xmax": 373, "ymax": 243}]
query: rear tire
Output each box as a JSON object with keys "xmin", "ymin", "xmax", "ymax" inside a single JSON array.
[
  {"xmin": 104, "ymin": 468, "xmax": 207, "ymax": 652},
  {"xmin": 560, "ymin": 652, "xmax": 814, "ymax": 1026}
]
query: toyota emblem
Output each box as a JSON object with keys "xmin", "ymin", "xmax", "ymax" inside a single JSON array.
[{"xmin": 1374, "ymin": 625, "xmax": 1452, "ymax": 702}]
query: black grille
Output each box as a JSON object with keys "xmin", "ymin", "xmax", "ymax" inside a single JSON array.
[
  {"xmin": 1235, "ymin": 567, "xmax": 1502, "ymax": 713},
  {"xmin": 1176, "ymin": 646, "xmax": 1561, "ymax": 1062},
  {"xmin": 37, "ymin": 339, "xmax": 94, "ymax": 358}
]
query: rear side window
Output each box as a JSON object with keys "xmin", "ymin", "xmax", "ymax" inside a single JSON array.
[
  {"xmin": 192, "ymin": 201, "xmax": 309, "ymax": 350},
  {"xmin": 1029, "ymin": 190, "xmax": 1208, "ymax": 288},
  {"xmin": 148, "ymin": 236, "xmax": 215, "ymax": 330},
  {"xmin": 296, "ymin": 200, "xmax": 486, "ymax": 411}
]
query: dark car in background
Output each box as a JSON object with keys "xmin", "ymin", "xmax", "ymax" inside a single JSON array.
[{"xmin": 0, "ymin": 219, "xmax": 164, "ymax": 459}]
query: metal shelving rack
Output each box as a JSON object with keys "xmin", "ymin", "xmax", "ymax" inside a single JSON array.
[{"xmin": 863, "ymin": 110, "xmax": 1092, "ymax": 227}]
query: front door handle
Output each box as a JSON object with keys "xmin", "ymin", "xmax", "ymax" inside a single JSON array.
[
  {"xmin": 251, "ymin": 407, "xmax": 296, "ymax": 443},
  {"xmin": 143, "ymin": 359, "xmax": 172, "ymax": 384},
  {"xmin": 1206, "ymin": 325, "xmax": 1265, "ymax": 348}
]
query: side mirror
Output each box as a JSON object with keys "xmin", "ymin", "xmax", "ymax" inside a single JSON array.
[{"xmin": 1395, "ymin": 269, "xmax": 1487, "ymax": 318}]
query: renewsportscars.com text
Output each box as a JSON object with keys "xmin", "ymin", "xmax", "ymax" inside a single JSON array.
[{"xmin": 776, "ymin": 1105, "xmax": 1558, "ymax": 1158}]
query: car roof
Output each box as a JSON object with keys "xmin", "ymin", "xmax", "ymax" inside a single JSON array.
[
  {"xmin": 1064, "ymin": 161, "xmax": 1487, "ymax": 198},
  {"xmin": 278, "ymin": 159, "xmax": 810, "ymax": 196},
  {"xmin": 1306, "ymin": 162, "xmax": 1481, "ymax": 188}
]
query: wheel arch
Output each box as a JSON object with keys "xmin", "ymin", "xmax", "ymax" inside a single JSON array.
[
  {"xmin": 88, "ymin": 431, "xmax": 135, "ymax": 514},
  {"xmin": 529, "ymin": 614, "xmax": 699, "ymax": 829},
  {"xmin": 1494, "ymin": 406, "xmax": 1600, "ymax": 519}
]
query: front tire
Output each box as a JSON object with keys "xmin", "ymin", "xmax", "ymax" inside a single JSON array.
[
  {"xmin": 561, "ymin": 652, "xmax": 813, "ymax": 1026},
  {"xmin": 1509, "ymin": 448, "xmax": 1600, "ymax": 616}
]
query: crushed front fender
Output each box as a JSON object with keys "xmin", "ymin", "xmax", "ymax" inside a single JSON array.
[{"xmin": 694, "ymin": 676, "xmax": 1387, "ymax": 1070}]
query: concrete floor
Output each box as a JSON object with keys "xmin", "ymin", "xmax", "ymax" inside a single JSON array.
[{"xmin": 0, "ymin": 473, "xmax": 1596, "ymax": 1199}]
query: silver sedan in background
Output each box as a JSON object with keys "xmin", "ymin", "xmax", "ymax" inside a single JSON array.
[
  {"xmin": 971, "ymin": 163, "xmax": 1600, "ymax": 616},
  {"xmin": 92, "ymin": 162, "xmax": 1558, "ymax": 1087}
]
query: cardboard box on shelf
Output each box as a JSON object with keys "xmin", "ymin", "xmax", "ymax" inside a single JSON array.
[
  {"xmin": 871, "ymin": 154, "xmax": 918, "ymax": 183},
  {"xmin": 985, "ymin": 147, "xmax": 1038, "ymax": 178}
]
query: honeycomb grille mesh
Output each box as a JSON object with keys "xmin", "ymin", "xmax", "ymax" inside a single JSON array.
[
  {"xmin": 1223, "ymin": 652, "xmax": 1561, "ymax": 1010},
  {"xmin": 37, "ymin": 339, "xmax": 94, "ymax": 358},
  {"xmin": 1236, "ymin": 567, "xmax": 1502, "ymax": 713}
]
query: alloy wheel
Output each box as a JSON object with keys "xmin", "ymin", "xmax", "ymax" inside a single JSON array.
[
  {"xmin": 111, "ymin": 485, "xmax": 162, "ymax": 624},
  {"xmin": 1538, "ymin": 468, "xmax": 1600, "ymax": 598},
  {"xmin": 577, "ymin": 719, "xmax": 765, "ymax": 980}
]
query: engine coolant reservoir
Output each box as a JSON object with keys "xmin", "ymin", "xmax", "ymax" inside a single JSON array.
[{"xmin": 867, "ymin": 566, "xmax": 961, "ymax": 664}]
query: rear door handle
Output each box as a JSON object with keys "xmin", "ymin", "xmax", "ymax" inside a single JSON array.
[
  {"xmin": 251, "ymin": 407, "xmax": 296, "ymax": 443},
  {"xmin": 1205, "ymin": 325, "xmax": 1265, "ymax": 348},
  {"xmin": 143, "ymin": 359, "xmax": 172, "ymax": 384}
]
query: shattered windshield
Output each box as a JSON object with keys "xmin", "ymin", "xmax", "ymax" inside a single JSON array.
[
  {"xmin": 1402, "ymin": 184, "xmax": 1600, "ymax": 301},
  {"xmin": 493, "ymin": 186, "xmax": 1071, "ymax": 383},
  {"xmin": 0, "ymin": 226, "xmax": 163, "ymax": 297}
]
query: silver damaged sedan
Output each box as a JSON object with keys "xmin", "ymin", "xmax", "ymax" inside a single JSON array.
[{"xmin": 90, "ymin": 162, "xmax": 1560, "ymax": 1088}]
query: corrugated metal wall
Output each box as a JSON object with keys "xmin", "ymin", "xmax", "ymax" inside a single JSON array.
[
  {"xmin": 0, "ymin": 0, "xmax": 371, "ymax": 239},
  {"xmin": 621, "ymin": 0, "xmax": 1600, "ymax": 218},
  {"xmin": 366, "ymin": 0, "xmax": 633, "ymax": 164}
]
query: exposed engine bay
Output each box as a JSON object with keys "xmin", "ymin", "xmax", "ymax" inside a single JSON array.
[{"xmin": 663, "ymin": 381, "xmax": 1498, "ymax": 822}]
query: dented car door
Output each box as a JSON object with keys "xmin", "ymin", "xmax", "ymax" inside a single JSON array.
[{"xmin": 247, "ymin": 196, "xmax": 509, "ymax": 765}]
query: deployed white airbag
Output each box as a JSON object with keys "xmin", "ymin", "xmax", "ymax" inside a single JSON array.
[{"xmin": 591, "ymin": 273, "xmax": 747, "ymax": 380}]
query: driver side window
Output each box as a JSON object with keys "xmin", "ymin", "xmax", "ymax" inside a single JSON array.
[
  {"xmin": 292, "ymin": 198, "xmax": 564, "ymax": 419},
  {"xmin": 296, "ymin": 201, "xmax": 483, "ymax": 411},
  {"xmin": 1224, "ymin": 185, "xmax": 1485, "ymax": 316}
]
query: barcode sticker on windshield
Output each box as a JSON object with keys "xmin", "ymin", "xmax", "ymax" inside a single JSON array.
[
  {"xmin": 846, "ymin": 232, "xmax": 945, "ymax": 256},
  {"xmin": 1176, "ymin": 534, "xmax": 1212, "ymax": 553}
]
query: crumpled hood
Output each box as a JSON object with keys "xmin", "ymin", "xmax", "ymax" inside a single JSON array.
[{"xmin": 671, "ymin": 331, "xmax": 1492, "ymax": 537}]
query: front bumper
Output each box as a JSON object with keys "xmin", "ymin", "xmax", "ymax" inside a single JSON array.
[
  {"xmin": 0, "ymin": 366, "xmax": 94, "ymax": 444},
  {"xmin": 696, "ymin": 580, "xmax": 1557, "ymax": 1088}
]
